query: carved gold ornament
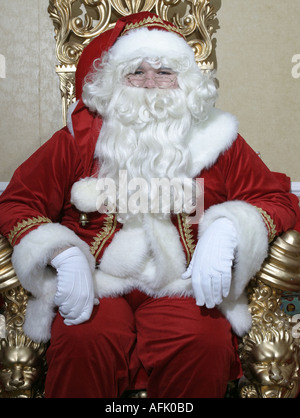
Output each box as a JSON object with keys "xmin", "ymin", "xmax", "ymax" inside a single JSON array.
[
  {"xmin": 239, "ymin": 230, "xmax": 300, "ymax": 398},
  {"xmin": 239, "ymin": 278, "xmax": 300, "ymax": 398},
  {"xmin": 257, "ymin": 230, "xmax": 300, "ymax": 291},
  {"xmin": 0, "ymin": 236, "xmax": 19, "ymax": 292},
  {"xmin": 0, "ymin": 237, "xmax": 47, "ymax": 398},
  {"xmin": 48, "ymin": 0, "xmax": 217, "ymax": 124}
]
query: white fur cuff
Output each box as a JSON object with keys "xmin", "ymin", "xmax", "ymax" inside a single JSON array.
[
  {"xmin": 11, "ymin": 223, "xmax": 95, "ymax": 342},
  {"xmin": 200, "ymin": 200, "xmax": 269, "ymax": 301},
  {"xmin": 12, "ymin": 222, "xmax": 95, "ymax": 294}
]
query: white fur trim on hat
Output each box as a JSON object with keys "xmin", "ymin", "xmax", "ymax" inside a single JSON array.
[{"xmin": 110, "ymin": 27, "xmax": 196, "ymax": 64}]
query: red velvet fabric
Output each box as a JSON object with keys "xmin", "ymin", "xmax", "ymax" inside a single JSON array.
[
  {"xmin": 198, "ymin": 135, "xmax": 299, "ymax": 236},
  {"xmin": 45, "ymin": 290, "xmax": 242, "ymax": 398}
]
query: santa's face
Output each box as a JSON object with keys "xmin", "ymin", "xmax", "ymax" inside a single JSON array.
[{"xmin": 124, "ymin": 60, "xmax": 179, "ymax": 89}]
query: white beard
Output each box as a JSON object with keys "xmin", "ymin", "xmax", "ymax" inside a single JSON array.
[{"xmin": 94, "ymin": 86, "xmax": 197, "ymax": 222}]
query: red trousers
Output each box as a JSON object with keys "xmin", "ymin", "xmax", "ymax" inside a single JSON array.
[{"xmin": 45, "ymin": 290, "xmax": 241, "ymax": 398}]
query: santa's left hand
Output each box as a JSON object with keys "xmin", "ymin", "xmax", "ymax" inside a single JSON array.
[{"xmin": 182, "ymin": 217, "xmax": 237, "ymax": 308}]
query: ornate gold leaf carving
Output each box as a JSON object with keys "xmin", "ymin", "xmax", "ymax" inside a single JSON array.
[
  {"xmin": 0, "ymin": 285, "xmax": 47, "ymax": 398},
  {"xmin": 0, "ymin": 238, "xmax": 47, "ymax": 398},
  {"xmin": 111, "ymin": 0, "xmax": 157, "ymax": 16},
  {"xmin": 0, "ymin": 236, "xmax": 19, "ymax": 292},
  {"xmin": 239, "ymin": 230, "xmax": 300, "ymax": 397},
  {"xmin": 239, "ymin": 277, "xmax": 300, "ymax": 398}
]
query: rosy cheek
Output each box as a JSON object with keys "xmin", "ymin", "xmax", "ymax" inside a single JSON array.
[{"xmin": 171, "ymin": 79, "xmax": 179, "ymax": 89}]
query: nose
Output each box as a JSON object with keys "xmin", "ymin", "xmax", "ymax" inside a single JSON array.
[
  {"xmin": 10, "ymin": 366, "xmax": 25, "ymax": 388},
  {"xmin": 269, "ymin": 363, "xmax": 283, "ymax": 383},
  {"xmin": 143, "ymin": 76, "xmax": 157, "ymax": 89}
]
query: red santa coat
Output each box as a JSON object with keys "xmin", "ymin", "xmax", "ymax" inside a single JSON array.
[{"xmin": 0, "ymin": 100, "xmax": 298, "ymax": 342}]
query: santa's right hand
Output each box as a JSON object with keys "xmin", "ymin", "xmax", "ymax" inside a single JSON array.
[{"xmin": 50, "ymin": 246, "xmax": 98, "ymax": 325}]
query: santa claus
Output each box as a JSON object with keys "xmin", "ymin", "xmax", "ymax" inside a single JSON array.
[{"xmin": 0, "ymin": 12, "xmax": 298, "ymax": 398}]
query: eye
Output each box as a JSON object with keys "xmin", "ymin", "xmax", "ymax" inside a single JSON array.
[
  {"xmin": 0, "ymin": 368, "xmax": 11, "ymax": 374},
  {"xmin": 280, "ymin": 359, "xmax": 293, "ymax": 367},
  {"xmin": 255, "ymin": 362, "xmax": 268, "ymax": 367},
  {"xmin": 158, "ymin": 70, "xmax": 173, "ymax": 76},
  {"xmin": 133, "ymin": 69, "xmax": 144, "ymax": 77},
  {"xmin": 23, "ymin": 366, "xmax": 36, "ymax": 372}
]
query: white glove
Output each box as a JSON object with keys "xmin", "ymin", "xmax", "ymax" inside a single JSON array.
[
  {"xmin": 50, "ymin": 246, "xmax": 98, "ymax": 325},
  {"xmin": 182, "ymin": 217, "xmax": 237, "ymax": 308}
]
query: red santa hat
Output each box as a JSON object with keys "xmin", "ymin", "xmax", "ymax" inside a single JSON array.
[{"xmin": 75, "ymin": 12, "xmax": 195, "ymax": 98}]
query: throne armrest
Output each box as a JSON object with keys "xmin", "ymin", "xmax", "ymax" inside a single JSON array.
[
  {"xmin": 239, "ymin": 229, "xmax": 300, "ymax": 398},
  {"xmin": 0, "ymin": 235, "xmax": 19, "ymax": 292},
  {"xmin": 0, "ymin": 235, "xmax": 47, "ymax": 398}
]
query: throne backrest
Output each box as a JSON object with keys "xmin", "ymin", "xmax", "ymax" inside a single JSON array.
[{"xmin": 48, "ymin": 0, "xmax": 217, "ymax": 125}]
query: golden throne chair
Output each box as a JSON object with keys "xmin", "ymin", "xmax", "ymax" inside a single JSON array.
[{"xmin": 0, "ymin": 0, "xmax": 300, "ymax": 398}]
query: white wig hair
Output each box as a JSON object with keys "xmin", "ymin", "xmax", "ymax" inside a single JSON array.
[{"xmin": 82, "ymin": 29, "xmax": 218, "ymax": 122}]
